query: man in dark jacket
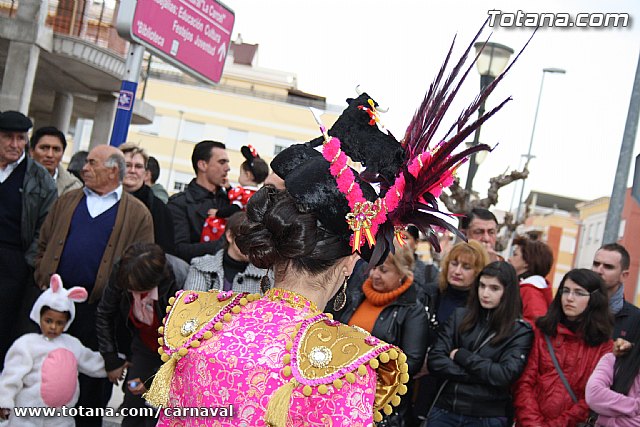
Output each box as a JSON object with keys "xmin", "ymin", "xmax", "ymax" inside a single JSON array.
[
  {"xmin": 0, "ymin": 111, "xmax": 57, "ymax": 370},
  {"xmin": 168, "ymin": 140, "xmax": 230, "ymax": 262},
  {"xmin": 592, "ymin": 243, "xmax": 640, "ymax": 339}
]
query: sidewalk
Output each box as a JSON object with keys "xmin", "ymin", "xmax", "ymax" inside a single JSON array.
[{"xmin": 103, "ymin": 383, "xmax": 124, "ymax": 427}]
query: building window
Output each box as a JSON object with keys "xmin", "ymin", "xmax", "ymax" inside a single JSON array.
[
  {"xmin": 180, "ymin": 120, "xmax": 205, "ymax": 142},
  {"xmin": 172, "ymin": 171, "xmax": 192, "ymax": 193},
  {"xmin": 274, "ymin": 137, "xmax": 294, "ymax": 156},
  {"xmin": 225, "ymin": 128, "xmax": 249, "ymax": 151},
  {"xmin": 138, "ymin": 114, "xmax": 162, "ymax": 135}
]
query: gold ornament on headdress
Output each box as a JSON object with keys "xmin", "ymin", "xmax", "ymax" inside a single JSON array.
[{"xmin": 345, "ymin": 201, "xmax": 379, "ymax": 253}]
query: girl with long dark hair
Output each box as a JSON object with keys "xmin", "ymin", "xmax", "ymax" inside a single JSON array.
[
  {"xmin": 586, "ymin": 313, "xmax": 640, "ymax": 426},
  {"xmin": 514, "ymin": 269, "xmax": 613, "ymax": 427},
  {"xmin": 427, "ymin": 261, "xmax": 533, "ymax": 426}
]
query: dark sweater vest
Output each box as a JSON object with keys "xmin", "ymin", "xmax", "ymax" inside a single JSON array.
[
  {"xmin": 57, "ymin": 197, "xmax": 119, "ymax": 294},
  {"xmin": 0, "ymin": 159, "xmax": 27, "ymax": 250}
]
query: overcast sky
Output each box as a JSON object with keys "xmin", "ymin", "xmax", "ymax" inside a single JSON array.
[{"xmin": 223, "ymin": 0, "xmax": 640, "ymax": 211}]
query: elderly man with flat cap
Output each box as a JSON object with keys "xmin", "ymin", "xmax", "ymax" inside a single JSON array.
[{"xmin": 0, "ymin": 110, "xmax": 57, "ymax": 370}]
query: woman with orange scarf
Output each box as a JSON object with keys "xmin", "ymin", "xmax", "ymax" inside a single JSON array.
[{"xmin": 334, "ymin": 244, "xmax": 429, "ymax": 427}]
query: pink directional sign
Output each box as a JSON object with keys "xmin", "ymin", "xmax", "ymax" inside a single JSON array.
[{"xmin": 117, "ymin": 0, "xmax": 235, "ymax": 85}]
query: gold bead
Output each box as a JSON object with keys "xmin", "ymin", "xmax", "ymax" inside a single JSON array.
[
  {"xmin": 282, "ymin": 354, "xmax": 291, "ymax": 364},
  {"xmin": 190, "ymin": 340, "xmax": 200, "ymax": 348},
  {"xmin": 157, "ymin": 337, "xmax": 164, "ymax": 345},
  {"xmin": 369, "ymin": 359, "xmax": 379, "ymax": 369},
  {"xmin": 325, "ymin": 313, "xmax": 333, "ymax": 320},
  {"xmin": 388, "ymin": 349, "xmax": 399, "ymax": 360},
  {"xmin": 160, "ymin": 353, "xmax": 170, "ymax": 362},
  {"xmin": 399, "ymin": 373, "xmax": 410, "ymax": 384},
  {"xmin": 168, "ymin": 297, "xmax": 175, "ymax": 305},
  {"xmin": 398, "ymin": 384, "xmax": 408, "ymax": 395},
  {"xmin": 333, "ymin": 379, "xmax": 343, "ymax": 390},
  {"xmin": 345, "ymin": 373, "xmax": 356, "ymax": 384},
  {"xmin": 318, "ymin": 384, "xmax": 328, "ymax": 395},
  {"xmin": 223, "ymin": 313, "xmax": 232, "ymax": 322},
  {"xmin": 391, "ymin": 395, "xmax": 401, "ymax": 406},
  {"xmin": 203, "ymin": 331, "xmax": 213, "ymax": 340},
  {"xmin": 398, "ymin": 353, "xmax": 407, "ymax": 364},
  {"xmin": 157, "ymin": 326, "xmax": 164, "ymax": 334},
  {"xmin": 165, "ymin": 306, "xmax": 171, "ymax": 313},
  {"xmin": 302, "ymin": 385, "xmax": 312, "ymax": 396},
  {"xmin": 379, "ymin": 352, "xmax": 390, "ymax": 363},
  {"xmin": 373, "ymin": 411, "xmax": 383, "ymax": 422},
  {"xmin": 282, "ymin": 366, "xmax": 292, "ymax": 377},
  {"xmin": 285, "ymin": 341, "xmax": 293, "ymax": 351},
  {"xmin": 357, "ymin": 365, "xmax": 367, "ymax": 376},
  {"xmin": 214, "ymin": 322, "xmax": 223, "ymax": 331},
  {"xmin": 177, "ymin": 348, "xmax": 188, "ymax": 357},
  {"xmin": 246, "ymin": 294, "xmax": 255, "ymax": 302},
  {"xmin": 399, "ymin": 363, "xmax": 409, "ymax": 373},
  {"xmin": 157, "ymin": 347, "xmax": 164, "ymax": 355},
  {"xmin": 239, "ymin": 297, "xmax": 248, "ymax": 306},
  {"xmin": 231, "ymin": 306, "xmax": 241, "ymax": 314},
  {"xmin": 383, "ymin": 404, "xmax": 393, "ymax": 415}
]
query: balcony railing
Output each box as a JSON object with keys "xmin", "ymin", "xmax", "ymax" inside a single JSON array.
[{"xmin": 0, "ymin": 0, "xmax": 128, "ymax": 55}]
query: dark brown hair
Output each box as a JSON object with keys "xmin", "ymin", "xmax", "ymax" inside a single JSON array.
[
  {"xmin": 536, "ymin": 269, "xmax": 612, "ymax": 346},
  {"xmin": 117, "ymin": 243, "xmax": 169, "ymax": 292},
  {"xmin": 512, "ymin": 235, "xmax": 554, "ymax": 279},
  {"xmin": 459, "ymin": 261, "xmax": 522, "ymax": 345}
]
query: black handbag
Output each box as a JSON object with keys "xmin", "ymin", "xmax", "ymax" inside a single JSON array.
[{"xmin": 544, "ymin": 334, "xmax": 598, "ymax": 427}]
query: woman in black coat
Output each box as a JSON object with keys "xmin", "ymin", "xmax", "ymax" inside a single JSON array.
[
  {"xmin": 333, "ymin": 244, "xmax": 429, "ymax": 427},
  {"xmin": 426, "ymin": 262, "xmax": 533, "ymax": 427},
  {"xmin": 96, "ymin": 243, "xmax": 182, "ymax": 427}
]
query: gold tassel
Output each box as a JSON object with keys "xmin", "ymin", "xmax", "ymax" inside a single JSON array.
[
  {"xmin": 264, "ymin": 379, "xmax": 297, "ymax": 427},
  {"xmin": 143, "ymin": 355, "xmax": 178, "ymax": 408}
]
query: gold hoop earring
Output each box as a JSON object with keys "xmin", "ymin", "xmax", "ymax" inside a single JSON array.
[{"xmin": 333, "ymin": 276, "xmax": 348, "ymax": 311}]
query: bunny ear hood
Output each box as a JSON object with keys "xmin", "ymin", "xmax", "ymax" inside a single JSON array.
[{"xmin": 30, "ymin": 274, "xmax": 87, "ymax": 331}]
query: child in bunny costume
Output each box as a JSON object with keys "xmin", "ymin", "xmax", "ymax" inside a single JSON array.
[{"xmin": 0, "ymin": 274, "xmax": 106, "ymax": 426}]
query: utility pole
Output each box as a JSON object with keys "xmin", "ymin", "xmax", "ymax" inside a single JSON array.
[{"xmin": 602, "ymin": 50, "xmax": 640, "ymax": 244}]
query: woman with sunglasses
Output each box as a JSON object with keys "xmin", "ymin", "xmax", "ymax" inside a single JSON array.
[{"xmin": 514, "ymin": 269, "xmax": 613, "ymax": 427}]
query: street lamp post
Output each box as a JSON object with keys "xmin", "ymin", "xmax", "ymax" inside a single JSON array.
[
  {"xmin": 514, "ymin": 67, "xmax": 566, "ymax": 222},
  {"xmin": 464, "ymin": 42, "xmax": 514, "ymax": 196}
]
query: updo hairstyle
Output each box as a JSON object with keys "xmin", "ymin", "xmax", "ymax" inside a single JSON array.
[{"xmin": 235, "ymin": 186, "xmax": 352, "ymax": 276}]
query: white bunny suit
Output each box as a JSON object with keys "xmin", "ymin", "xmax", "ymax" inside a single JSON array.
[{"xmin": 0, "ymin": 275, "xmax": 106, "ymax": 426}]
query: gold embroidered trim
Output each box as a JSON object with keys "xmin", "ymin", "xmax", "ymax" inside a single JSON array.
[{"xmin": 263, "ymin": 288, "xmax": 319, "ymax": 312}]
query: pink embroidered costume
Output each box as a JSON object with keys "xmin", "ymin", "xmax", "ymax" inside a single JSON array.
[
  {"xmin": 0, "ymin": 275, "xmax": 106, "ymax": 426},
  {"xmin": 148, "ymin": 289, "xmax": 408, "ymax": 426}
]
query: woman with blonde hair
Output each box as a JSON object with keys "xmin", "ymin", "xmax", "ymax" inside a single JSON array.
[{"xmin": 413, "ymin": 240, "xmax": 489, "ymax": 423}]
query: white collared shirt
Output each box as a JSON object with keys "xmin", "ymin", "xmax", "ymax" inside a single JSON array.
[
  {"xmin": 0, "ymin": 151, "xmax": 26, "ymax": 183},
  {"xmin": 83, "ymin": 185, "xmax": 123, "ymax": 218},
  {"xmin": 53, "ymin": 166, "xmax": 59, "ymax": 182}
]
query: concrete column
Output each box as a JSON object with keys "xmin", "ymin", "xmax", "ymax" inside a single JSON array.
[
  {"xmin": 31, "ymin": 111, "xmax": 50, "ymax": 131},
  {"xmin": 0, "ymin": 0, "xmax": 49, "ymax": 113},
  {"xmin": 51, "ymin": 92, "xmax": 74, "ymax": 134},
  {"xmin": 0, "ymin": 41, "xmax": 40, "ymax": 113},
  {"xmin": 89, "ymin": 94, "xmax": 117, "ymax": 149}
]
